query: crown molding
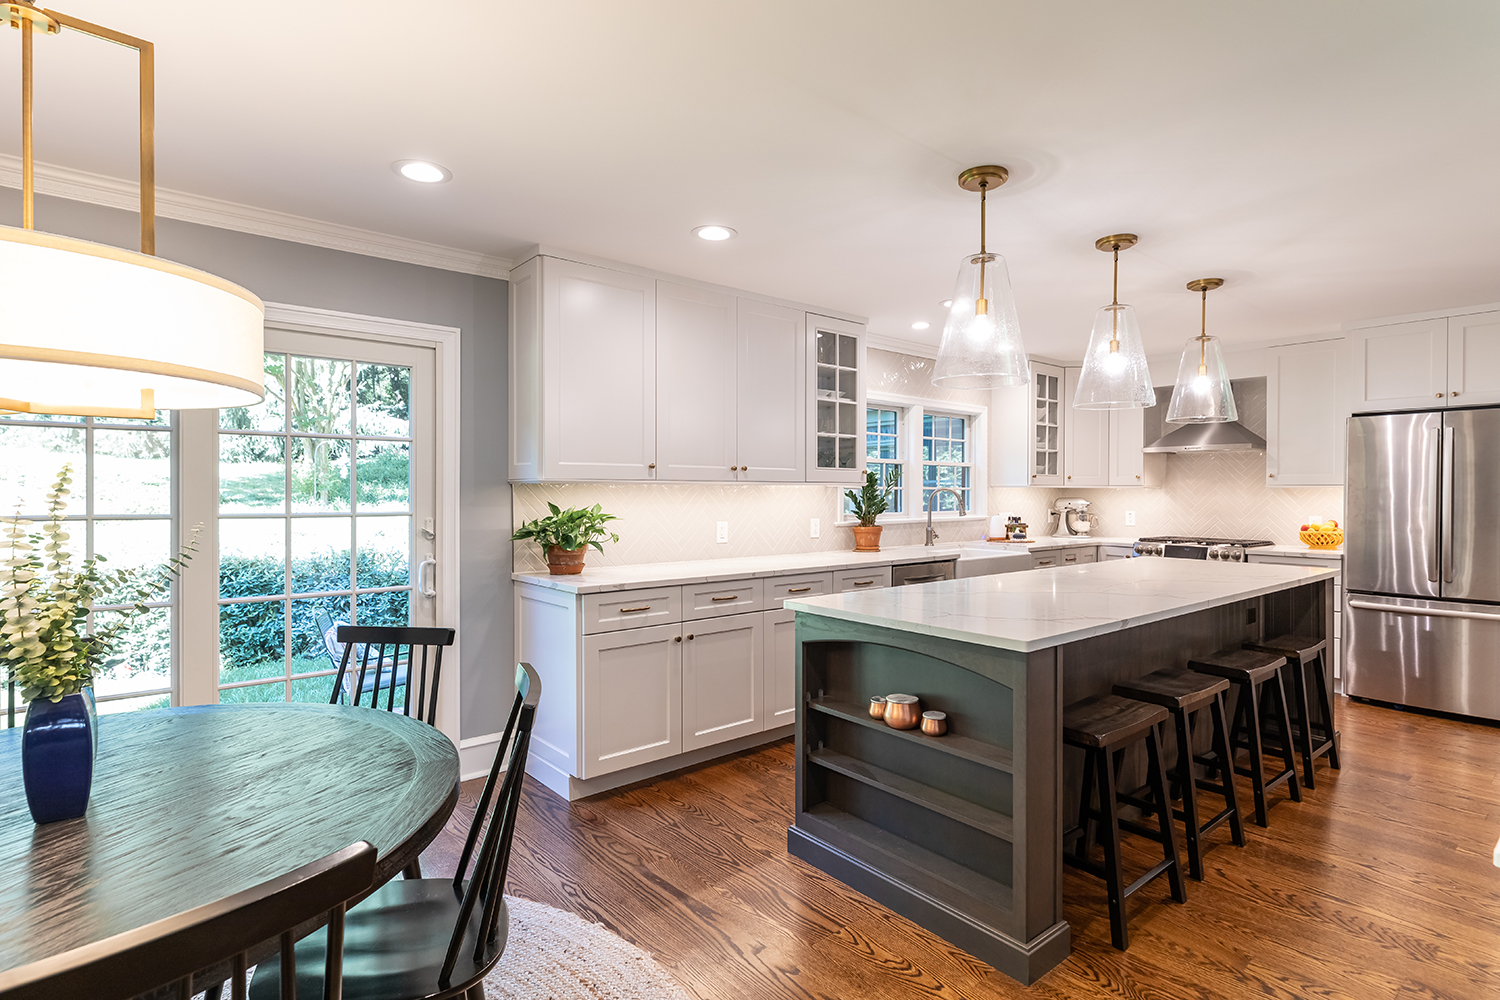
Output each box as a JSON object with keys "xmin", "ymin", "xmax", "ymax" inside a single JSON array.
[
  {"xmin": 0, "ymin": 155, "xmax": 513, "ymax": 280},
  {"xmin": 865, "ymin": 333, "xmax": 938, "ymax": 359}
]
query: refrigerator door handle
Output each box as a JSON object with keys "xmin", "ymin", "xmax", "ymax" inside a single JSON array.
[
  {"xmin": 1442, "ymin": 425, "xmax": 1455, "ymax": 584},
  {"xmin": 1348, "ymin": 598, "xmax": 1500, "ymax": 623},
  {"xmin": 1424, "ymin": 423, "xmax": 1440, "ymax": 583}
]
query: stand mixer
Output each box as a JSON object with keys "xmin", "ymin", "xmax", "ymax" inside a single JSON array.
[{"xmin": 1048, "ymin": 498, "xmax": 1098, "ymax": 536}]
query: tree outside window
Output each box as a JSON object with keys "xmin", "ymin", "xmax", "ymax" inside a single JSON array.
[{"xmin": 922, "ymin": 413, "xmax": 971, "ymax": 512}]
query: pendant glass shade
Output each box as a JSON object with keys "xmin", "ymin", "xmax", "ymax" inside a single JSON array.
[
  {"xmin": 932, "ymin": 252, "xmax": 1029, "ymax": 389},
  {"xmin": 1073, "ymin": 303, "xmax": 1154, "ymax": 408},
  {"xmin": 1165, "ymin": 333, "xmax": 1237, "ymax": 423}
]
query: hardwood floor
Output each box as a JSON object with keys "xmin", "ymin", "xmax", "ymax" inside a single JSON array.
[{"xmin": 422, "ymin": 697, "xmax": 1500, "ymax": 998}]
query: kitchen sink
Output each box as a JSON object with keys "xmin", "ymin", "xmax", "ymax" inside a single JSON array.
[{"xmin": 928, "ymin": 542, "xmax": 1034, "ymax": 579}]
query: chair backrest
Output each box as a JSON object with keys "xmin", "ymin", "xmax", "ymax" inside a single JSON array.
[
  {"xmin": 0, "ymin": 841, "xmax": 377, "ymax": 1000},
  {"xmin": 329, "ymin": 624, "xmax": 456, "ymax": 726},
  {"xmin": 440, "ymin": 662, "xmax": 542, "ymax": 987}
]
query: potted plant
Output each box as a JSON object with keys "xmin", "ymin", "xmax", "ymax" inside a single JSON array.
[
  {"xmin": 2, "ymin": 465, "xmax": 195, "ymax": 823},
  {"xmin": 845, "ymin": 469, "xmax": 899, "ymax": 552},
  {"xmin": 512, "ymin": 502, "xmax": 621, "ymax": 575}
]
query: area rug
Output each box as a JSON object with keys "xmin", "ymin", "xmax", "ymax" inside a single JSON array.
[{"xmin": 484, "ymin": 896, "xmax": 696, "ymax": 1000}]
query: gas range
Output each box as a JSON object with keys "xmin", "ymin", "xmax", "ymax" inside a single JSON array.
[{"xmin": 1132, "ymin": 536, "xmax": 1275, "ymax": 563}]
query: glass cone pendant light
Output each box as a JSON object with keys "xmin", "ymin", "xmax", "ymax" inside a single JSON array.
[
  {"xmin": 1074, "ymin": 234, "xmax": 1154, "ymax": 408},
  {"xmin": 932, "ymin": 165, "xmax": 1029, "ymax": 389},
  {"xmin": 1165, "ymin": 278, "xmax": 1237, "ymax": 423}
]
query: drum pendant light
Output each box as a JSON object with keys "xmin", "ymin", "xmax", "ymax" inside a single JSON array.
[
  {"xmin": 0, "ymin": 2, "xmax": 264, "ymax": 419},
  {"xmin": 932, "ymin": 165, "xmax": 1029, "ymax": 389},
  {"xmin": 1165, "ymin": 278, "xmax": 1236, "ymax": 423},
  {"xmin": 1074, "ymin": 234, "xmax": 1154, "ymax": 409}
]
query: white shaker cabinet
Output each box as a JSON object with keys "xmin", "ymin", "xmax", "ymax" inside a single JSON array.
[
  {"xmin": 1108, "ymin": 406, "xmax": 1158, "ymax": 486},
  {"xmin": 510, "ymin": 256, "xmax": 658, "ymax": 481},
  {"xmin": 806, "ymin": 314, "xmax": 867, "ymax": 484},
  {"xmin": 582, "ymin": 622, "xmax": 683, "ymax": 777},
  {"xmin": 1350, "ymin": 319, "xmax": 1447, "ymax": 411},
  {"xmin": 682, "ymin": 613, "xmax": 765, "ymax": 751},
  {"xmin": 1063, "ymin": 366, "xmax": 1109, "ymax": 487},
  {"xmin": 1031, "ymin": 363, "xmax": 1065, "ymax": 486},
  {"xmin": 1266, "ymin": 340, "xmax": 1344, "ymax": 487},
  {"xmin": 764, "ymin": 609, "xmax": 798, "ymax": 728},
  {"xmin": 656, "ymin": 282, "xmax": 738, "ymax": 481},
  {"xmin": 736, "ymin": 299, "xmax": 806, "ymax": 481},
  {"xmin": 1446, "ymin": 311, "xmax": 1500, "ymax": 407}
]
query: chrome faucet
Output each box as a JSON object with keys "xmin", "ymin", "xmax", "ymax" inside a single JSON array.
[{"xmin": 924, "ymin": 488, "xmax": 967, "ymax": 546}]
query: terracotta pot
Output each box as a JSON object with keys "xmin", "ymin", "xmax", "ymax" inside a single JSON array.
[
  {"xmin": 546, "ymin": 545, "xmax": 589, "ymax": 575},
  {"xmin": 851, "ymin": 524, "xmax": 883, "ymax": 552}
]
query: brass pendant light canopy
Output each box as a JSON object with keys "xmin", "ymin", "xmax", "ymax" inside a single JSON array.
[
  {"xmin": 932, "ymin": 165, "xmax": 1030, "ymax": 389},
  {"xmin": 1165, "ymin": 278, "xmax": 1237, "ymax": 424},
  {"xmin": 1074, "ymin": 234, "xmax": 1155, "ymax": 409}
]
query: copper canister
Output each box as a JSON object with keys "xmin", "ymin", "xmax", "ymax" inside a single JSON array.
[
  {"xmin": 883, "ymin": 694, "xmax": 920, "ymax": 730},
  {"xmin": 920, "ymin": 710, "xmax": 948, "ymax": 737},
  {"xmin": 869, "ymin": 696, "xmax": 887, "ymax": 719}
]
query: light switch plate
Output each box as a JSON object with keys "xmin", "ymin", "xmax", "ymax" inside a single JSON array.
[
  {"xmin": 1125, "ymin": 511, "xmax": 1136, "ymax": 526},
  {"xmin": 810, "ymin": 518, "xmax": 820, "ymax": 538},
  {"xmin": 716, "ymin": 521, "xmax": 729, "ymax": 543}
]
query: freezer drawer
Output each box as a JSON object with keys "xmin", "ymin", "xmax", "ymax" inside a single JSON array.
[{"xmin": 1345, "ymin": 593, "xmax": 1500, "ymax": 720}]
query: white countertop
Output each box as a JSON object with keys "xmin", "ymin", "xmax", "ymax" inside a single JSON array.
[{"xmin": 785, "ymin": 557, "xmax": 1338, "ymax": 653}]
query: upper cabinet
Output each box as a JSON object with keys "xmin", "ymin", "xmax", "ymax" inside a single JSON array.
[
  {"xmin": 1350, "ymin": 312, "xmax": 1500, "ymax": 412},
  {"xmin": 510, "ymin": 252, "xmax": 847, "ymax": 483},
  {"xmin": 1063, "ymin": 366, "xmax": 1108, "ymax": 487},
  {"xmin": 1031, "ymin": 362, "xmax": 1064, "ymax": 487},
  {"xmin": 1266, "ymin": 340, "xmax": 1345, "ymax": 487}
]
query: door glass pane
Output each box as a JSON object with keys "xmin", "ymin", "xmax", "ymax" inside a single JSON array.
[
  {"xmin": 222, "ymin": 353, "xmax": 286, "ymax": 432},
  {"xmin": 0, "ymin": 423, "xmax": 87, "ymax": 513},
  {"xmin": 220, "ymin": 436, "xmax": 286, "ymax": 512},
  {"xmin": 357, "ymin": 516, "xmax": 411, "ymax": 589},
  {"xmin": 817, "ymin": 331, "xmax": 836, "ymax": 365},
  {"xmin": 290, "ymin": 438, "xmax": 352, "ymax": 513},
  {"xmin": 220, "ymin": 600, "xmax": 286, "ymax": 684},
  {"xmin": 94, "ymin": 520, "xmax": 170, "ymax": 604},
  {"xmin": 220, "ymin": 519, "xmax": 285, "ymax": 598},
  {"xmin": 289, "ymin": 357, "xmax": 353, "ymax": 435},
  {"xmin": 220, "ymin": 680, "xmax": 287, "ymax": 704},
  {"xmin": 93, "ymin": 430, "xmax": 171, "ymax": 514},
  {"xmin": 355, "ymin": 442, "xmax": 411, "ymax": 511},
  {"xmin": 291, "ymin": 517, "xmax": 352, "ymax": 594},
  {"xmin": 356, "ymin": 363, "xmax": 411, "ymax": 438}
]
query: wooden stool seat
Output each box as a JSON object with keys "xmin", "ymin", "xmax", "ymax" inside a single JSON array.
[
  {"xmin": 1062, "ymin": 694, "xmax": 1185, "ymax": 950},
  {"xmin": 1189, "ymin": 646, "xmax": 1301, "ymax": 827},
  {"xmin": 1064, "ymin": 694, "xmax": 1170, "ymax": 748},
  {"xmin": 1114, "ymin": 668, "xmax": 1244, "ymax": 881},
  {"xmin": 1244, "ymin": 633, "xmax": 1341, "ymax": 788}
]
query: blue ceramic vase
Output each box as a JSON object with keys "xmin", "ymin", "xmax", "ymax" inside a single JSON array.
[{"xmin": 21, "ymin": 688, "xmax": 97, "ymax": 823}]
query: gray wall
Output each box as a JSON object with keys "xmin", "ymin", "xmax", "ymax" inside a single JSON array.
[{"xmin": 9, "ymin": 194, "xmax": 512, "ymax": 740}]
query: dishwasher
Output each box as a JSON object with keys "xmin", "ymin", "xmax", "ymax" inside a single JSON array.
[{"xmin": 891, "ymin": 560, "xmax": 956, "ymax": 587}]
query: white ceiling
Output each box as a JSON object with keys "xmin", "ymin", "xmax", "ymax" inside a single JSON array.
[{"xmin": 5, "ymin": 1, "xmax": 1500, "ymax": 358}]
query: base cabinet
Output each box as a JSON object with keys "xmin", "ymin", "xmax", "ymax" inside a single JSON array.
[
  {"xmin": 582, "ymin": 623, "xmax": 683, "ymax": 776},
  {"xmin": 764, "ymin": 608, "xmax": 797, "ymax": 728},
  {"xmin": 683, "ymin": 613, "xmax": 765, "ymax": 751}
]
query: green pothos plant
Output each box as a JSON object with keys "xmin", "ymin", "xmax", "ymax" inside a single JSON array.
[
  {"xmin": 1, "ymin": 465, "xmax": 198, "ymax": 704},
  {"xmin": 511, "ymin": 502, "xmax": 621, "ymax": 554}
]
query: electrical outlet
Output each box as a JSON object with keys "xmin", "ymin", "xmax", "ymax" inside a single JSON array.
[
  {"xmin": 810, "ymin": 518, "xmax": 821, "ymax": 538},
  {"xmin": 1125, "ymin": 510, "xmax": 1136, "ymax": 526},
  {"xmin": 716, "ymin": 521, "xmax": 729, "ymax": 544}
]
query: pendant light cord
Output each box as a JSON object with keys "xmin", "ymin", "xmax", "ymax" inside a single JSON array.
[{"xmin": 1199, "ymin": 287, "xmax": 1208, "ymax": 374}]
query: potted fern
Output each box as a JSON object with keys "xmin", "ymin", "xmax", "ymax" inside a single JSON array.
[
  {"xmin": 2, "ymin": 465, "xmax": 195, "ymax": 823},
  {"xmin": 512, "ymin": 502, "xmax": 621, "ymax": 575},
  {"xmin": 845, "ymin": 469, "xmax": 899, "ymax": 552}
]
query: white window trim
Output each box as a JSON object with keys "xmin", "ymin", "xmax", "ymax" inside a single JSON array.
[{"xmin": 837, "ymin": 391, "xmax": 988, "ymax": 526}]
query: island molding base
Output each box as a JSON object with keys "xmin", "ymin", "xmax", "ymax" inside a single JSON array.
[{"xmin": 787, "ymin": 824, "xmax": 1071, "ymax": 985}]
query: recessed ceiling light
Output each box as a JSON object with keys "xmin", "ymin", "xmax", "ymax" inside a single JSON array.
[
  {"xmin": 693, "ymin": 225, "xmax": 736, "ymax": 241},
  {"xmin": 911, "ymin": 321, "xmax": 930, "ymax": 330},
  {"xmin": 940, "ymin": 299, "xmax": 954, "ymax": 309},
  {"xmin": 393, "ymin": 160, "xmax": 451, "ymax": 184}
]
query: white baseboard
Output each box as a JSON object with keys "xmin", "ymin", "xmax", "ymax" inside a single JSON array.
[{"xmin": 459, "ymin": 731, "xmax": 505, "ymax": 780}]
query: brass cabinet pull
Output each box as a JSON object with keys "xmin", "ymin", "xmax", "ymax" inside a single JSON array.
[
  {"xmin": 1037, "ymin": 559, "xmax": 1055, "ymax": 566},
  {"xmin": 619, "ymin": 605, "xmax": 651, "ymax": 613},
  {"xmin": 1452, "ymin": 391, "xmax": 1460, "ymax": 397},
  {"xmin": 851, "ymin": 580, "xmax": 875, "ymax": 586},
  {"xmin": 674, "ymin": 635, "xmax": 682, "ymax": 643},
  {"xmin": 787, "ymin": 586, "xmax": 812, "ymax": 593},
  {"xmin": 1436, "ymin": 393, "xmax": 1444, "ymax": 398},
  {"xmin": 1064, "ymin": 556, "xmax": 1077, "ymax": 563},
  {"xmin": 648, "ymin": 462, "xmax": 656, "ymax": 469},
  {"xmin": 710, "ymin": 595, "xmax": 738, "ymax": 602},
  {"xmin": 687, "ymin": 633, "xmax": 695, "ymax": 640}
]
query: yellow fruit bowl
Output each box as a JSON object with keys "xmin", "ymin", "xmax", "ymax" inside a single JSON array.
[{"xmin": 1299, "ymin": 529, "xmax": 1344, "ymax": 550}]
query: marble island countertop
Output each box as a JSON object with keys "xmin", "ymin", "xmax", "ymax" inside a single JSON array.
[{"xmin": 785, "ymin": 557, "xmax": 1338, "ymax": 653}]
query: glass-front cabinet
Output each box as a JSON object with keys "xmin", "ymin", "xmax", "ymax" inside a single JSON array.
[
  {"xmin": 806, "ymin": 313, "xmax": 866, "ymax": 484},
  {"xmin": 1032, "ymin": 362, "xmax": 1064, "ymax": 486}
]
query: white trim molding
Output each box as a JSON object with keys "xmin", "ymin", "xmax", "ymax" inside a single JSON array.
[{"xmin": 0, "ymin": 155, "xmax": 513, "ymax": 280}]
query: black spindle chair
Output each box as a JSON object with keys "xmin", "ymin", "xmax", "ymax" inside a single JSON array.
[
  {"xmin": 0, "ymin": 842, "xmax": 376, "ymax": 1000},
  {"xmin": 252, "ymin": 662, "xmax": 542, "ymax": 1000},
  {"xmin": 329, "ymin": 625, "xmax": 456, "ymax": 727}
]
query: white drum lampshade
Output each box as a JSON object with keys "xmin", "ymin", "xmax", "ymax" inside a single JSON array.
[{"xmin": 0, "ymin": 226, "xmax": 265, "ymax": 417}]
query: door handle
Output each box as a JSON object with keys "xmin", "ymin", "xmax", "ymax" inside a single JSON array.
[
  {"xmin": 1348, "ymin": 599, "xmax": 1500, "ymax": 623},
  {"xmin": 1442, "ymin": 425, "xmax": 1455, "ymax": 584},
  {"xmin": 710, "ymin": 595, "xmax": 739, "ymax": 602},
  {"xmin": 787, "ymin": 586, "xmax": 813, "ymax": 593},
  {"xmin": 418, "ymin": 557, "xmax": 437, "ymax": 598},
  {"xmin": 1425, "ymin": 423, "xmax": 1440, "ymax": 583}
]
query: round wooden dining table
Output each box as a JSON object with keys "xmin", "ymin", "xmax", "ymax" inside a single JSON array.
[{"xmin": 0, "ymin": 703, "xmax": 460, "ymax": 981}]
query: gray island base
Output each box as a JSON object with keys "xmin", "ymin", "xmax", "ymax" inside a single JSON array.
[{"xmin": 785, "ymin": 558, "xmax": 1338, "ymax": 984}]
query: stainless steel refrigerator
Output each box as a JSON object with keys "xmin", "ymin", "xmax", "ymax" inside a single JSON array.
[{"xmin": 1345, "ymin": 408, "xmax": 1500, "ymax": 720}]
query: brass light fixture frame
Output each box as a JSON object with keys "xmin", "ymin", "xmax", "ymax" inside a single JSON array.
[
  {"xmin": 957, "ymin": 165, "xmax": 1008, "ymax": 316},
  {"xmin": 1185, "ymin": 277, "xmax": 1225, "ymax": 376},
  {"xmin": 1094, "ymin": 234, "xmax": 1138, "ymax": 354},
  {"xmin": 2, "ymin": 0, "xmax": 158, "ymax": 418}
]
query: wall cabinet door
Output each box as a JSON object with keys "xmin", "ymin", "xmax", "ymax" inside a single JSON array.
[
  {"xmin": 582, "ymin": 622, "xmax": 682, "ymax": 778},
  {"xmin": 1064, "ymin": 367, "xmax": 1109, "ymax": 487},
  {"xmin": 1350, "ymin": 319, "xmax": 1447, "ymax": 412},
  {"xmin": 1447, "ymin": 311, "xmax": 1500, "ymax": 407},
  {"xmin": 1266, "ymin": 340, "xmax": 1344, "ymax": 487},
  {"xmin": 682, "ymin": 613, "xmax": 765, "ymax": 751},
  {"xmin": 656, "ymin": 281, "xmax": 738, "ymax": 481},
  {"xmin": 1031, "ymin": 363, "xmax": 1064, "ymax": 486},
  {"xmin": 737, "ymin": 300, "xmax": 805, "ymax": 481},
  {"xmin": 763, "ymin": 608, "xmax": 797, "ymax": 729},
  {"xmin": 541, "ymin": 258, "xmax": 657, "ymax": 480},
  {"xmin": 807, "ymin": 314, "xmax": 866, "ymax": 484},
  {"xmin": 1108, "ymin": 406, "xmax": 1148, "ymax": 486}
]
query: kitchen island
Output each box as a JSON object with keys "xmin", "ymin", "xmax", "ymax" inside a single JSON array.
[{"xmin": 784, "ymin": 558, "xmax": 1338, "ymax": 984}]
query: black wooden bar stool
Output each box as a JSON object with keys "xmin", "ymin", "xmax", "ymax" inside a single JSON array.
[
  {"xmin": 1062, "ymin": 694, "xmax": 1186, "ymax": 950},
  {"xmin": 1113, "ymin": 668, "xmax": 1246, "ymax": 881},
  {"xmin": 1243, "ymin": 634, "xmax": 1341, "ymax": 789},
  {"xmin": 1188, "ymin": 647, "xmax": 1301, "ymax": 827}
]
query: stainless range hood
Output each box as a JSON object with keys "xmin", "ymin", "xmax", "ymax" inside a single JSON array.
[{"xmin": 1141, "ymin": 379, "xmax": 1267, "ymax": 453}]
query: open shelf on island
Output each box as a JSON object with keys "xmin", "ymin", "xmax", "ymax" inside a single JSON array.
[
  {"xmin": 808, "ymin": 697, "xmax": 1015, "ymax": 772},
  {"xmin": 808, "ymin": 748, "xmax": 1015, "ymax": 842}
]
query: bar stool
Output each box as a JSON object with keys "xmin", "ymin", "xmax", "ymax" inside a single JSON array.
[
  {"xmin": 1188, "ymin": 647, "xmax": 1301, "ymax": 827},
  {"xmin": 1113, "ymin": 668, "xmax": 1246, "ymax": 881},
  {"xmin": 1243, "ymin": 634, "xmax": 1341, "ymax": 789},
  {"xmin": 1062, "ymin": 694, "xmax": 1186, "ymax": 950}
]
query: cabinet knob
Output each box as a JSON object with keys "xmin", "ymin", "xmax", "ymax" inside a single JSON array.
[
  {"xmin": 648, "ymin": 463, "xmax": 656, "ymax": 469},
  {"xmin": 1135, "ymin": 475, "xmax": 1141, "ymax": 480},
  {"xmin": 1437, "ymin": 393, "xmax": 1444, "ymax": 398},
  {"xmin": 674, "ymin": 635, "xmax": 682, "ymax": 643},
  {"xmin": 687, "ymin": 633, "xmax": 695, "ymax": 640},
  {"xmin": 1067, "ymin": 475, "xmax": 1072, "ymax": 480},
  {"xmin": 1268, "ymin": 473, "xmax": 1275, "ymax": 479},
  {"xmin": 1452, "ymin": 392, "xmax": 1459, "ymax": 397}
]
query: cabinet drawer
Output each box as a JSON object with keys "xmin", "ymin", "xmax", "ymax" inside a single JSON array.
[
  {"xmin": 582, "ymin": 586, "xmax": 683, "ymax": 635},
  {"xmin": 1059, "ymin": 547, "xmax": 1097, "ymax": 566},
  {"xmin": 1031, "ymin": 552, "xmax": 1062, "ymax": 570},
  {"xmin": 834, "ymin": 566, "xmax": 892, "ymax": 593},
  {"xmin": 684, "ymin": 578, "xmax": 765, "ymax": 620},
  {"xmin": 766, "ymin": 572, "xmax": 835, "ymax": 604}
]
